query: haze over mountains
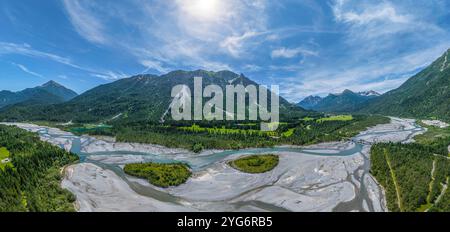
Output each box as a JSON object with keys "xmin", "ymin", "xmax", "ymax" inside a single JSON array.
[
  {"xmin": 0, "ymin": 70, "xmax": 306, "ymax": 123},
  {"xmin": 298, "ymin": 90, "xmax": 380, "ymax": 113},
  {"xmin": 297, "ymin": 48, "xmax": 450, "ymax": 120}
]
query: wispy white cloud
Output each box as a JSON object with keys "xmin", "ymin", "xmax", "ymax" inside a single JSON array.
[
  {"xmin": 90, "ymin": 71, "xmax": 128, "ymax": 81},
  {"xmin": 0, "ymin": 42, "xmax": 77, "ymax": 68},
  {"xmin": 59, "ymin": 0, "xmax": 271, "ymax": 72},
  {"xmin": 220, "ymin": 31, "xmax": 261, "ymax": 58},
  {"xmin": 331, "ymin": 0, "xmax": 445, "ymax": 41},
  {"xmin": 12, "ymin": 63, "xmax": 44, "ymax": 78},
  {"xmin": 140, "ymin": 60, "xmax": 170, "ymax": 74},
  {"xmin": 0, "ymin": 42, "xmax": 127, "ymax": 81},
  {"xmin": 62, "ymin": 0, "xmax": 107, "ymax": 44},
  {"xmin": 281, "ymin": 43, "xmax": 450, "ymax": 102},
  {"xmin": 2, "ymin": 5, "xmax": 18, "ymax": 25},
  {"xmin": 243, "ymin": 64, "xmax": 262, "ymax": 72},
  {"xmin": 272, "ymin": 0, "xmax": 450, "ymax": 102},
  {"xmin": 271, "ymin": 47, "xmax": 318, "ymax": 59},
  {"xmin": 333, "ymin": 0, "xmax": 411, "ymax": 25},
  {"xmin": 268, "ymin": 64, "xmax": 302, "ymax": 72},
  {"xmin": 5, "ymin": 0, "xmax": 446, "ymax": 102},
  {"xmin": 199, "ymin": 60, "xmax": 233, "ymax": 72}
]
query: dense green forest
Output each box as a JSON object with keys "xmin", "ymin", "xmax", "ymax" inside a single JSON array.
[
  {"xmin": 0, "ymin": 125, "xmax": 79, "ymax": 212},
  {"xmin": 68, "ymin": 115, "xmax": 389, "ymax": 152},
  {"xmin": 371, "ymin": 138, "xmax": 450, "ymax": 212},
  {"xmin": 0, "ymin": 70, "xmax": 309, "ymax": 123}
]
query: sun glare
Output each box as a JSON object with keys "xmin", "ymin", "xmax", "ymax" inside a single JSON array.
[{"xmin": 182, "ymin": 0, "xmax": 222, "ymax": 21}]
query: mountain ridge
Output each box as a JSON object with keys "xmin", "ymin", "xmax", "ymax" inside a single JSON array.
[
  {"xmin": 298, "ymin": 95, "xmax": 323, "ymax": 110},
  {"xmin": 360, "ymin": 49, "xmax": 450, "ymax": 121},
  {"xmin": 298, "ymin": 89, "xmax": 380, "ymax": 113},
  {"xmin": 0, "ymin": 81, "xmax": 77, "ymax": 109},
  {"xmin": 0, "ymin": 70, "xmax": 308, "ymax": 123}
]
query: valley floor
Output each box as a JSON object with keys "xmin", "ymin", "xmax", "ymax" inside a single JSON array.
[{"xmin": 2, "ymin": 118, "xmax": 425, "ymax": 212}]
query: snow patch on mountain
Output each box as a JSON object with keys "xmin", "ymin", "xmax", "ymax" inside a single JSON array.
[
  {"xmin": 358, "ymin": 90, "xmax": 381, "ymax": 97},
  {"xmin": 441, "ymin": 51, "xmax": 448, "ymax": 72}
]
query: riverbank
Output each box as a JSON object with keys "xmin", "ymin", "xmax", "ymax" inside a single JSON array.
[
  {"xmin": 1, "ymin": 117, "xmax": 425, "ymax": 212},
  {"xmin": 62, "ymin": 163, "xmax": 192, "ymax": 212}
]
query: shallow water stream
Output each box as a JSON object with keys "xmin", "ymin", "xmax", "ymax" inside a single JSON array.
[{"xmin": 7, "ymin": 118, "xmax": 425, "ymax": 212}]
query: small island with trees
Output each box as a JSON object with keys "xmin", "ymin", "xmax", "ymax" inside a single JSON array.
[
  {"xmin": 229, "ymin": 154, "xmax": 279, "ymax": 174},
  {"xmin": 123, "ymin": 162, "xmax": 192, "ymax": 188}
]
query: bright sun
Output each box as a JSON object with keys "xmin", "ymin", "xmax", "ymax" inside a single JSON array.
[{"xmin": 182, "ymin": 0, "xmax": 222, "ymax": 21}]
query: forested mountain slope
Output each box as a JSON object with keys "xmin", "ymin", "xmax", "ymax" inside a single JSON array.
[
  {"xmin": 0, "ymin": 70, "xmax": 307, "ymax": 123},
  {"xmin": 0, "ymin": 125, "xmax": 78, "ymax": 211},
  {"xmin": 362, "ymin": 49, "xmax": 450, "ymax": 121},
  {"xmin": 0, "ymin": 81, "xmax": 77, "ymax": 109}
]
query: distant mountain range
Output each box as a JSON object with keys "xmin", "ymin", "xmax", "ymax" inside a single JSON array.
[
  {"xmin": 297, "ymin": 96, "xmax": 322, "ymax": 110},
  {"xmin": 0, "ymin": 81, "xmax": 78, "ymax": 109},
  {"xmin": 299, "ymin": 49, "xmax": 450, "ymax": 121},
  {"xmin": 0, "ymin": 70, "xmax": 307, "ymax": 123},
  {"xmin": 298, "ymin": 89, "xmax": 380, "ymax": 112},
  {"xmin": 361, "ymin": 49, "xmax": 450, "ymax": 121}
]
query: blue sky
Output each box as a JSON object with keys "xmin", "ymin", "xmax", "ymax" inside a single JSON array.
[{"xmin": 0, "ymin": 0, "xmax": 449, "ymax": 102}]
